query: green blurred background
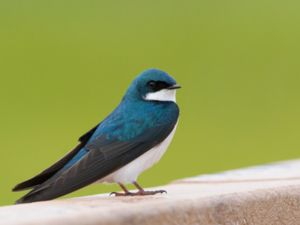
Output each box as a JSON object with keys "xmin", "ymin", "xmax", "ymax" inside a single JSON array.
[{"xmin": 1, "ymin": 0, "xmax": 300, "ymax": 206}]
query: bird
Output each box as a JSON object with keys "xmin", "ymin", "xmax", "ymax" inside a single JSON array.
[{"xmin": 13, "ymin": 68, "xmax": 181, "ymax": 204}]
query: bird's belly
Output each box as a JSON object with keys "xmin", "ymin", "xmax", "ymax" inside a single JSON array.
[{"xmin": 98, "ymin": 123, "xmax": 178, "ymax": 184}]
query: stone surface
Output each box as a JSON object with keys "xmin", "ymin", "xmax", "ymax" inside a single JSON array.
[{"xmin": 1, "ymin": 160, "xmax": 300, "ymax": 225}]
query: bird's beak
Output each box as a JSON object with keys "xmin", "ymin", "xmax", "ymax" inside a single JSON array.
[{"xmin": 168, "ymin": 84, "xmax": 181, "ymax": 90}]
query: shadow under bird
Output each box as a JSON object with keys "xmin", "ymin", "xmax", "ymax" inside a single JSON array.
[{"xmin": 13, "ymin": 69, "xmax": 181, "ymax": 204}]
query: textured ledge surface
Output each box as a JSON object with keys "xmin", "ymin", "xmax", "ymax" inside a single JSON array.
[{"xmin": 1, "ymin": 160, "xmax": 300, "ymax": 225}]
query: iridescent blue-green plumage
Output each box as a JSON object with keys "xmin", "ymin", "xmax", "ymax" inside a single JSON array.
[{"xmin": 13, "ymin": 69, "xmax": 180, "ymax": 203}]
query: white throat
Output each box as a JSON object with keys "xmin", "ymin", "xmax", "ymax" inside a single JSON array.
[{"xmin": 144, "ymin": 89, "xmax": 177, "ymax": 102}]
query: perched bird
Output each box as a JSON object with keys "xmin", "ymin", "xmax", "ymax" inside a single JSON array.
[{"xmin": 13, "ymin": 69, "xmax": 181, "ymax": 204}]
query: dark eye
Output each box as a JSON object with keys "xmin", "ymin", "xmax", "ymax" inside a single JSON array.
[
  {"xmin": 148, "ymin": 81, "xmax": 157, "ymax": 88},
  {"xmin": 147, "ymin": 80, "xmax": 169, "ymax": 91}
]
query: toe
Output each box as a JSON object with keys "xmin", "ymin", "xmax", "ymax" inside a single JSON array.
[{"xmin": 110, "ymin": 192, "xmax": 118, "ymax": 196}]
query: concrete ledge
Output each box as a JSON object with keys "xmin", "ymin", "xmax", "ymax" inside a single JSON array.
[{"xmin": 1, "ymin": 160, "xmax": 300, "ymax": 225}]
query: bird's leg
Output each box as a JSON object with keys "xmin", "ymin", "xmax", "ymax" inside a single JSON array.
[
  {"xmin": 110, "ymin": 182, "xmax": 167, "ymax": 197},
  {"xmin": 132, "ymin": 181, "xmax": 167, "ymax": 196},
  {"xmin": 110, "ymin": 183, "xmax": 134, "ymax": 196}
]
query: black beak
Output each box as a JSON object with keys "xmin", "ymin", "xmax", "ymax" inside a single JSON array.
[{"xmin": 168, "ymin": 84, "xmax": 181, "ymax": 90}]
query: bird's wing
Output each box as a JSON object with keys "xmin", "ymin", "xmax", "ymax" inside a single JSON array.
[
  {"xmin": 16, "ymin": 120, "xmax": 177, "ymax": 203},
  {"xmin": 13, "ymin": 124, "xmax": 100, "ymax": 192}
]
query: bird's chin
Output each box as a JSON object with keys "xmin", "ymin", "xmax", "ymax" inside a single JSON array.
[{"xmin": 144, "ymin": 89, "xmax": 177, "ymax": 102}]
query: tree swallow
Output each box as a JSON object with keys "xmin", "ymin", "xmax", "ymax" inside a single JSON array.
[{"xmin": 13, "ymin": 69, "xmax": 181, "ymax": 203}]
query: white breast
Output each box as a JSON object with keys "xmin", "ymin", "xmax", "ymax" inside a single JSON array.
[{"xmin": 99, "ymin": 122, "xmax": 178, "ymax": 184}]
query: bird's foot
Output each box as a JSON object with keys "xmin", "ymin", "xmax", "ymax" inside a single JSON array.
[
  {"xmin": 136, "ymin": 189, "xmax": 167, "ymax": 196},
  {"xmin": 110, "ymin": 190, "xmax": 167, "ymax": 197},
  {"xmin": 110, "ymin": 191, "xmax": 135, "ymax": 197}
]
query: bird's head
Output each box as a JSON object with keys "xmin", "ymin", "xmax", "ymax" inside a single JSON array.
[{"xmin": 124, "ymin": 69, "xmax": 181, "ymax": 102}]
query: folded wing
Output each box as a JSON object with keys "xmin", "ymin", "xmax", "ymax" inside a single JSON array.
[{"xmin": 16, "ymin": 122, "xmax": 176, "ymax": 203}]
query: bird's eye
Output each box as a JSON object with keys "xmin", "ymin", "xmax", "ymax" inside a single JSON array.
[
  {"xmin": 148, "ymin": 81, "xmax": 157, "ymax": 88},
  {"xmin": 147, "ymin": 80, "xmax": 170, "ymax": 92}
]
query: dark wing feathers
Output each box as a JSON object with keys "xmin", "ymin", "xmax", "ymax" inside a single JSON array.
[
  {"xmin": 13, "ymin": 124, "xmax": 99, "ymax": 192},
  {"xmin": 16, "ymin": 122, "xmax": 176, "ymax": 204}
]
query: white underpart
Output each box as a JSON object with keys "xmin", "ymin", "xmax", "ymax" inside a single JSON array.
[
  {"xmin": 145, "ymin": 89, "xmax": 177, "ymax": 102},
  {"xmin": 98, "ymin": 89, "xmax": 178, "ymax": 184},
  {"xmin": 99, "ymin": 122, "xmax": 178, "ymax": 184}
]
